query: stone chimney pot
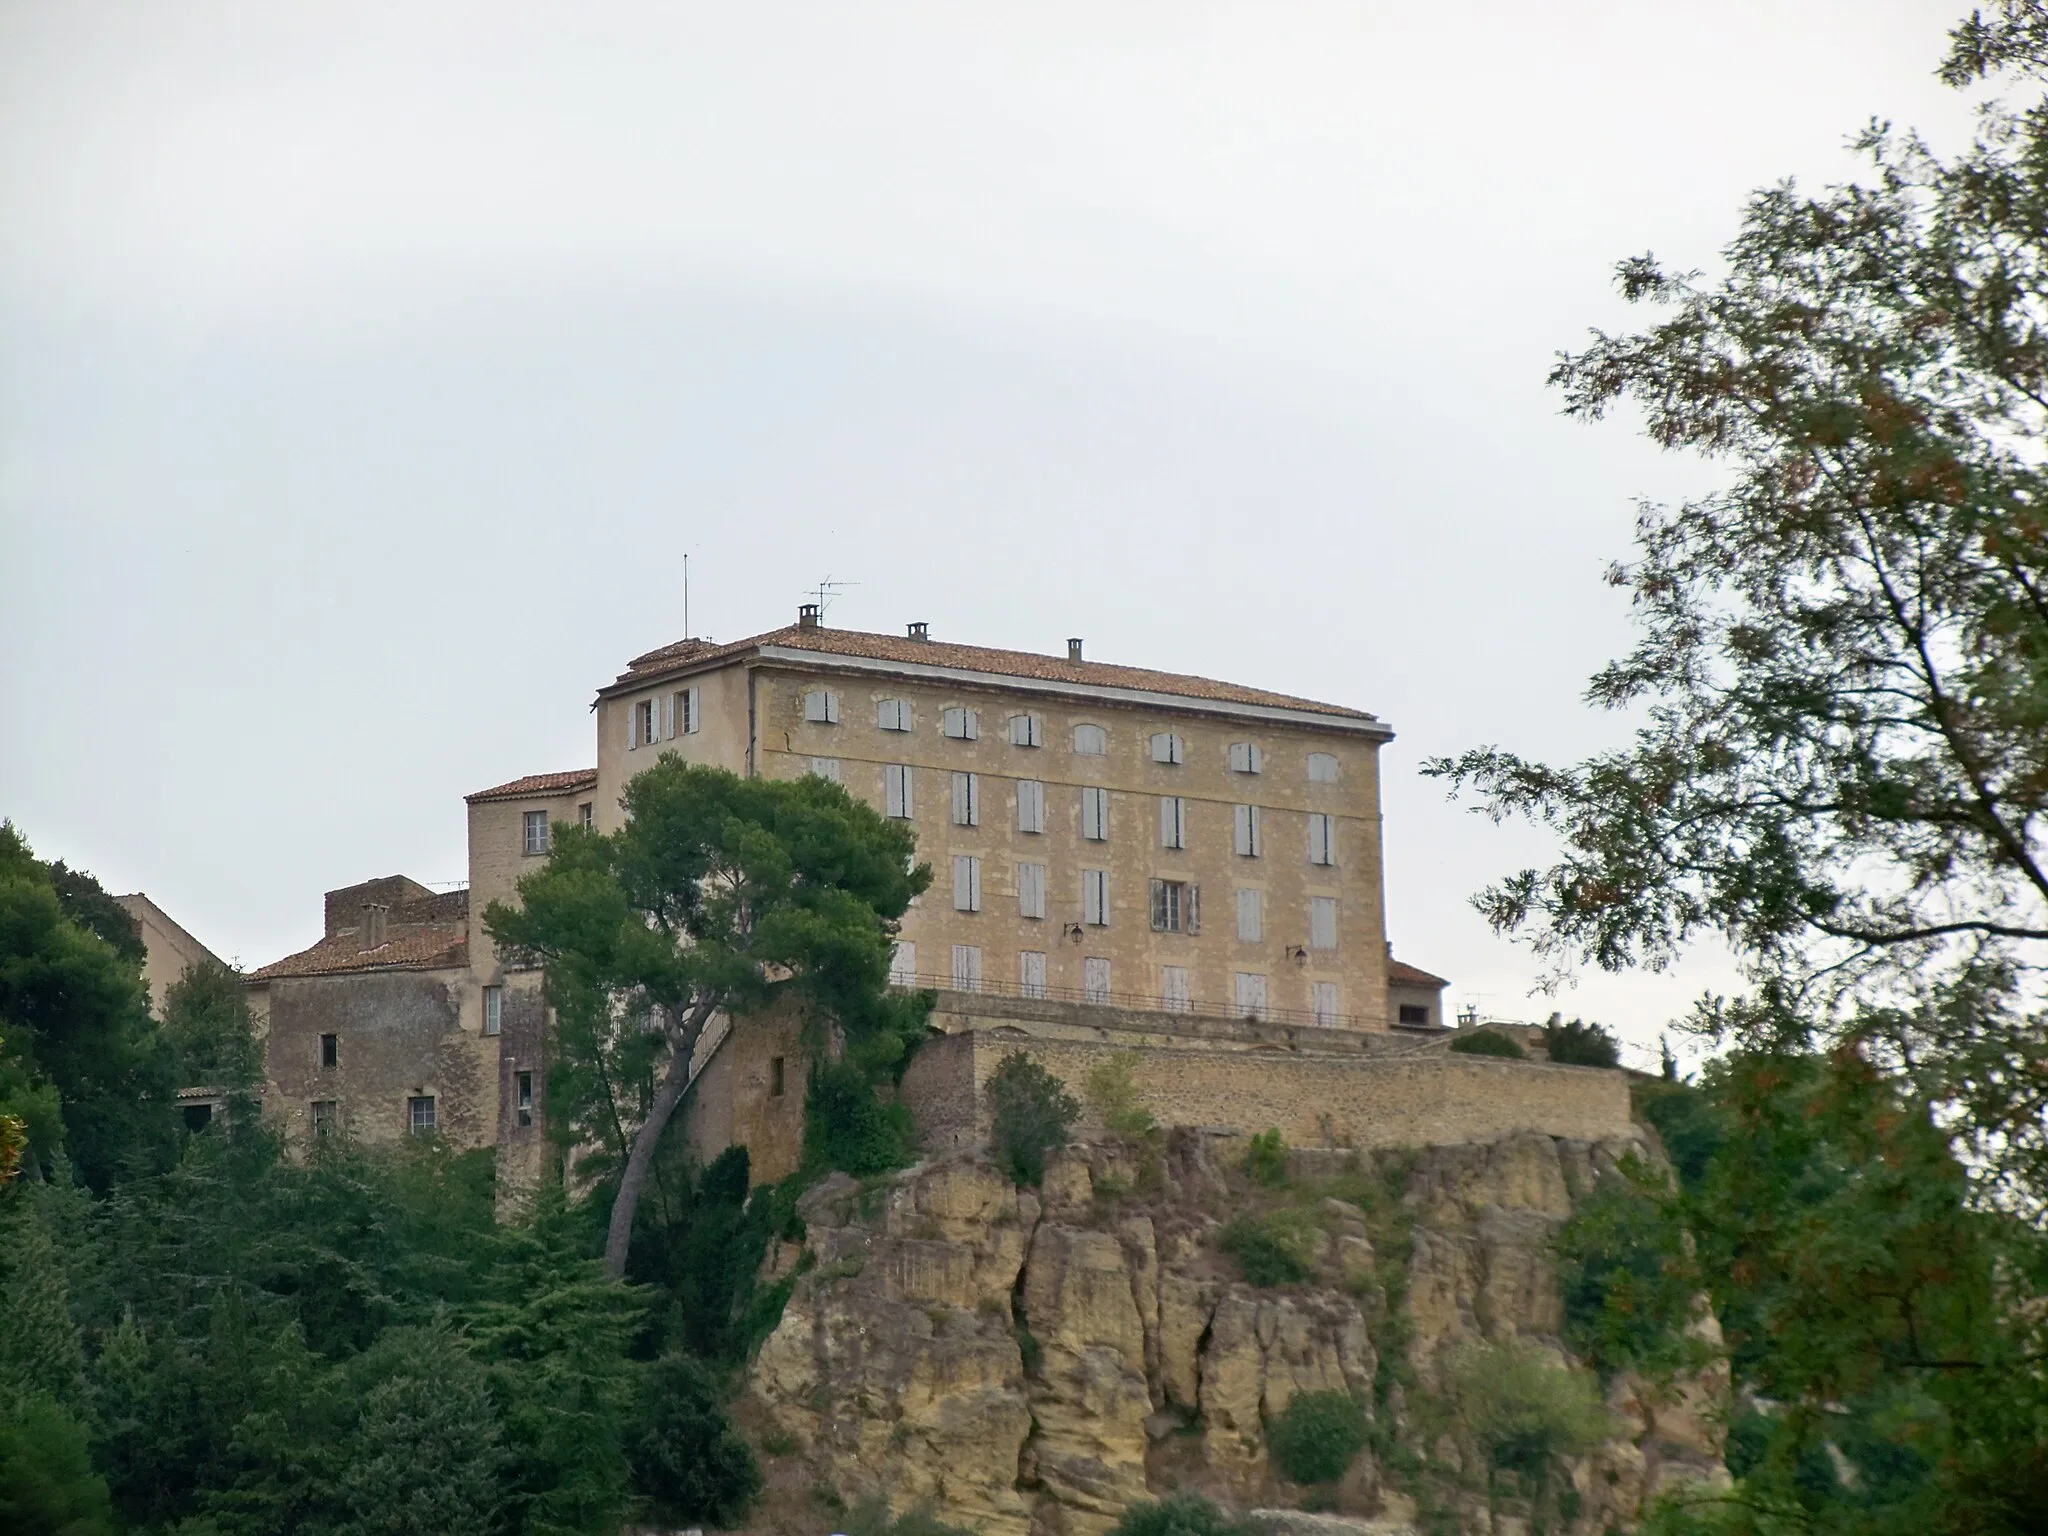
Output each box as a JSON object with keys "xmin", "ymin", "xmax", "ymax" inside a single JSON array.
[{"xmin": 1067, "ymin": 637, "xmax": 1084, "ymax": 662}]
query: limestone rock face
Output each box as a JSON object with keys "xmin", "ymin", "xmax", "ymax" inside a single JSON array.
[{"xmin": 744, "ymin": 1130, "xmax": 1723, "ymax": 1536}]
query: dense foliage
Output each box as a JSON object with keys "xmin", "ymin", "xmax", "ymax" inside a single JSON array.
[
  {"xmin": 984, "ymin": 1051, "xmax": 1079, "ymax": 1186},
  {"xmin": 1446, "ymin": 1028, "xmax": 1525, "ymax": 1060},
  {"xmin": 1540, "ymin": 1017, "xmax": 1619, "ymax": 1068},
  {"xmin": 1105, "ymin": 1491, "xmax": 1261, "ymax": 1536},
  {"xmin": 1265, "ymin": 1389, "xmax": 1370, "ymax": 1485}
]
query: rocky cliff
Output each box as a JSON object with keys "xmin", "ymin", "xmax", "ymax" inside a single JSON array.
[{"xmin": 742, "ymin": 1128, "xmax": 1725, "ymax": 1536}]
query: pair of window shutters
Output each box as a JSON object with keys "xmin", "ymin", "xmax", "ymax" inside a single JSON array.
[
  {"xmin": 1017, "ymin": 861, "xmax": 1047, "ymax": 918},
  {"xmin": 1016, "ymin": 780, "xmax": 1045, "ymax": 833},
  {"xmin": 1159, "ymin": 796, "xmax": 1187, "ymax": 848},
  {"xmin": 1233, "ymin": 804, "xmax": 1263, "ymax": 857},
  {"xmin": 951, "ymin": 772, "xmax": 980, "ymax": 826},
  {"xmin": 952, "ymin": 855, "xmax": 982, "ymax": 912},
  {"xmin": 885, "ymin": 765, "xmax": 914, "ymax": 819}
]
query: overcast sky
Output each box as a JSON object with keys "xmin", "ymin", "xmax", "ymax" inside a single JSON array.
[{"xmin": 0, "ymin": 1, "xmax": 1987, "ymax": 1063}]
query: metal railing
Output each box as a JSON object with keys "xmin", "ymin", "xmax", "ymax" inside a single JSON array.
[{"xmin": 885, "ymin": 968, "xmax": 1400, "ymax": 1033}]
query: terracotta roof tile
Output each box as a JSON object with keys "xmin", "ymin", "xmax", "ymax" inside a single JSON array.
[
  {"xmin": 466, "ymin": 769, "xmax": 598, "ymax": 803},
  {"xmin": 610, "ymin": 624, "xmax": 1379, "ymax": 723},
  {"xmin": 1387, "ymin": 959, "xmax": 1449, "ymax": 989},
  {"xmin": 248, "ymin": 927, "xmax": 468, "ymax": 982}
]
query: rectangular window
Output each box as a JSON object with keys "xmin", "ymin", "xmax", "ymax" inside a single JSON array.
[
  {"xmin": 1073, "ymin": 723, "xmax": 1107, "ymax": 756},
  {"xmin": 633, "ymin": 699, "xmax": 656, "ymax": 748},
  {"xmin": 676, "ymin": 686, "xmax": 701, "ymax": 736},
  {"xmin": 1083, "ymin": 956, "xmax": 1112, "ymax": 1005},
  {"xmin": 408, "ymin": 1095, "xmax": 437, "ymax": 1135},
  {"xmin": 1160, "ymin": 964, "xmax": 1190, "ymax": 1014},
  {"xmin": 1399, "ymin": 1004, "xmax": 1431, "ymax": 1027},
  {"xmin": 516, "ymin": 1070, "xmax": 535, "ymax": 1125},
  {"xmin": 877, "ymin": 698, "xmax": 912, "ymax": 731},
  {"xmin": 1308, "ymin": 813, "xmax": 1336, "ymax": 866},
  {"xmin": 1236, "ymin": 887, "xmax": 1264, "ymax": 942},
  {"xmin": 1312, "ymin": 982, "xmax": 1340, "ymax": 1027},
  {"xmin": 889, "ymin": 941, "xmax": 917, "ymax": 986},
  {"xmin": 1307, "ymin": 752, "xmax": 1340, "ymax": 784},
  {"xmin": 483, "ymin": 986, "xmax": 503, "ymax": 1037},
  {"xmin": 1228, "ymin": 741, "xmax": 1263, "ymax": 774},
  {"xmin": 311, "ymin": 1099, "xmax": 337, "ymax": 1136},
  {"xmin": 1149, "ymin": 731, "xmax": 1185, "ymax": 765},
  {"xmin": 1150, "ymin": 878, "xmax": 1185, "ymax": 933},
  {"xmin": 952, "ymin": 855, "xmax": 983, "ymax": 912},
  {"xmin": 1080, "ymin": 786, "xmax": 1110, "ymax": 841},
  {"xmin": 523, "ymin": 810, "xmax": 550, "ymax": 855},
  {"xmin": 577, "ymin": 802, "xmax": 594, "ymax": 828},
  {"xmin": 1083, "ymin": 868, "xmax": 1110, "ymax": 926},
  {"xmin": 1008, "ymin": 713, "xmax": 1042, "ymax": 747},
  {"xmin": 769, "ymin": 1056, "xmax": 786, "ymax": 1098},
  {"xmin": 950, "ymin": 943, "xmax": 983, "ymax": 992},
  {"xmin": 804, "ymin": 689, "xmax": 840, "ymax": 724},
  {"xmin": 885, "ymin": 764, "xmax": 914, "ymax": 819},
  {"xmin": 1159, "ymin": 796, "xmax": 1188, "ymax": 849},
  {"xmin": 1016, "ymin": 861, "xmax": 1047, "ymax": 919},
  {"xmin": 951, "ymin": 771, "xmax": 980, "ymax": 827},
  {"xmin": 1233, "ymin": 804, "xmax": 1263, "ymax": 858},
  {"xmin": 810, "ymin": 757, "xmax": 841, "ymax": 782},
  {"xmin": 1310, "ymin": 896, "xmax": 1339, "ymax": 950},
  {"xmin": 1018, "ymin": 950, "xmax": 1048, "ymax": 999},
  {"xmin": 942, "ymin": 705, "xmax": 979, "ymax": 740},
  {"xmin": 1016, "ymin": 779, "xmax": 1045, "ymax": 834},
  {"xmin": 1234, "ymin": 972, "xmax": 1268, "ymax": 1021},
  {"xmin": 319, "ymin": 1033, "xmax": 338, "ymax": 1069}
]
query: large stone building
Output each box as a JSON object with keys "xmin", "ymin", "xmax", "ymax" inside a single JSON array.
[{"xmin": 249, "ymin": 610, "xmax": 1482, "ymax": 1181}]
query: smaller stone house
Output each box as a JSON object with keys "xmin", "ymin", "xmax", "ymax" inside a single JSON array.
[
  {"xmin": 1386, "ymin": 953, "xmax": 1449, "ymax": 1030},
  {"xmin": 245, "ymin": 876, "xmax": 550, "ymax": 1189}
]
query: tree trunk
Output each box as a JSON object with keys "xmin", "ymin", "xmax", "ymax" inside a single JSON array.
[{"xmin": 603, "ymin": 996, "xmax": 717, "ymax": 1279}]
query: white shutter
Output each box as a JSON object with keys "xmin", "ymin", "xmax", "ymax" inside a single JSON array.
[
  {"xmin": 1017, "ymin": 862, "xmax": 1046, "ymax": 919},
  {"xmin": 1082, "ymin": 787, "xmax": 1108, "ymax": 841},
  {"xmin": 1083, "ymin": 956, "xmax": 1111, "ymax": 1004},
  {"xmin": 890, "ymin": 941, "xmax": 917, "ymax": 986},
  {"xmin": 1019, "ymin": 950, "xmax": 1048, "ymax": 998},
  {"xmin": 685, "ymin": 687, "xmax": 700, "ymax": 734},
  {"xmin": 1017, "ymin": 780, "xmax": 1044, "ymax": 834},
  {"xmin": 1309, "ymin": 814, "xmax": 1335, "ymax": 866},
  {"xmin": 953, "ymin": 855, "xmax": 981, "ymax": 912},
  {"xmin": 1308, "ymin": 752, "xmax": 1339, "ymax": 784},
  {"xmin": 951, "ymin": 773, "xmax": 970, "ymax": 826},
  {"xmin": 1159, "ymin": 797, "xmax": 1186, "ymax": 848},
  {"xmin": 886, "ymin": 765, "xmax": 911, "ymax": 819},
  {"xmin": 951, "ymin": 944, "xmax": 982, "ymax": 992},
  {"xmin": 662, "ymin": 693, "xmax": 676, "ymax": 739},
  {"xmin": 1236, "ymin": 887, "xmax": 1263, "ymax": 942},
  {"xmin": 628, "ymin": 703, "xmax": 640, "ymax": 749},
  {"xmin": 1084, "ymin": 869, "xmax": 1108, "ymax": 926},
  {"xmin": 1310, "ymin": 896, "xmax": 1338, "ymax": 950},
  {"xmin": 1312, "ymin": 981, "xmax": 1339, "ymax": 1027},
  {"xmin": 810, "ymin": 757, "xmax": 841, "ymax": 782},
  {"xmin": 1160, "ymin": 965, "xmax": 1189, "ymax": 1013},
  {"xmin": 1074, "ymin": 724, "xmax": 1106, "ymax": 756},
  {"xmin": 1234, "ymin": 972, "xmax": 1268, "ymax": 1020}
]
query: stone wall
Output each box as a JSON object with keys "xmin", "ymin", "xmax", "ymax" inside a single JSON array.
[{"xmin": 900, "ymin": 1031, "xmax": 1634, "ymax": 1152}]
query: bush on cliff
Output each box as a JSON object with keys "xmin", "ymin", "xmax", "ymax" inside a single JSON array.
[
  {"xmin": 1221, "ymin": 1210, "xmax": 1317, "ymax": 1286},
  {"xmin": 1448, "ymin": 1029, "xmax": 1524, "ymax": 1060},
  {"xmin": 1267, "ymin": 1388, "xmax": 1371, "ymax": 1484},
  {"xmin": 986, "ymin": 1053, "xmax": 1079, "ymax": 1187},
  {"xmin": 1108, "ymin": 1491, "xmax": 1260, "ymax": 1536}
]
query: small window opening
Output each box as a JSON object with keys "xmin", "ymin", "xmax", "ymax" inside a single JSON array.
[{"xmin": 320, "ymin": 1033, "xmax": 339, "ymax": 1068}]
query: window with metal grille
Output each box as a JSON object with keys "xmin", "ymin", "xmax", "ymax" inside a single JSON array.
[{"xmin": 408, "ymin": 1095, "xmax": 437, "ymax": 1135}]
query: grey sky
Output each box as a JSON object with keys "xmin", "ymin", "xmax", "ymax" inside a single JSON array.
[{"xmin": 0, "ymin": 1, "xmax": 1983, "ymax": 1061}]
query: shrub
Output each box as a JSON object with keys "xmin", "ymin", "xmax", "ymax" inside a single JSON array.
[
  {"xmin": 1108, "ymin": 1490, "xmax": 1260, "ymax": 1536},
  {"xmin": 1244, "ymin": 1127, "xmax": 1290, "ymax": 1186},
  {"xmin": 1221, "ymin": 1212, "xmax": 1317, "ymax": 1286},
  {"xmin": 1542, "ymin": 1017, "xmax": 1620, "ymax": 1069},
  {"xmin": 626, "ymin": 1353, "xmax": 762, "ymax": 1528},
  {"xmin": 844, "ymin": 1491, "xmax": 978, "ymax": 1536},
  {"xmin": 1448, "ymin": 1029, "xmax": 1525, "ymax": 1060},
  {"xmin": 804, "ymin": 1062, "xmax": 915, "ymax": 1178},
  {"xmin": 986, "ymin": 1053, "xmax": 1079, "ymax": 1187},
  {"xmin": 1084, "ymin": 1051, "xmax": 1159, "ymax": 1141},
  {"xmin": 1443, "ymin": 1339, "xmax": 1612, "ymax": 1476},
  {"xmin": 1267, "ymin": 1389, "xmax": 1370, "ymax": 1484}
]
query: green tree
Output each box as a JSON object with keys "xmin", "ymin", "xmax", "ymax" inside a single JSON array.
[
  {"xmin": 160, "ymin": 961, "xmax": 262, "ymax": 1093},
  {"xmin": 0, "ymin": 825, "xmax": 176, "ymax": 1188},
  {"xmin": 334, "ymin": 1329, "xmax": 507, "ymax": 1536},
  {"xmin": 984, "ymin": 1052, "xmax": 1078, "ymax": 1186},
  {"xmin": 1266, "ymin": 1389, "xmax": 1370, "ymax": 1484},
  {"xmin": 625, "ymin": 1352, "xmax": 762, "ymax": 1527},
  {"xmin": 486, "ymin": 760, "xmax": 929, "ymax": 1276},
  {"xmin": 1542, "ymin": 1016, "xmax": 1620, "ymax": 1068}
]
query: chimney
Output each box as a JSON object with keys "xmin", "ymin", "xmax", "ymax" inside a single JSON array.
[
  {"xmin": 1067, "ymin": 637, "xmax": 1084, "ymax": 662},
  {"xmin": 798, "ymin": 602, "xmax": 821, "ymax": 629},
  {"xmin": 906, "ymin": 621, "xmax": 929, "ymax": 640},
  {"xmin": 360, "ymin": 903, "xmax": 389, "ymax": 951}
]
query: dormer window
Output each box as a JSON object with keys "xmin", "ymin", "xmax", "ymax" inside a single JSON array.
[
  {"xmin": 1008, "ymin": 713, "xmax": 1043, "ymax": 747},
  {"xmin": 804, "ymin": 689, "xmax": 840, "ymax": 724},
  {"xmin": 1228, "ymin": 742, "xmax": 1263, "ymax": 774},
  {"xmin": 1149, "ymin": 732, "xmax": 1185, "ymax": 765},
  {"xmin": 942, "ymin": 706, "xmax": 979, "ymax": 740},
  {"xmin": 877, "ymin": 698, "xmax": 912, "ymax": 732}
]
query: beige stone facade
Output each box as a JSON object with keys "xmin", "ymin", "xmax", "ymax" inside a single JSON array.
[{"xmin": 115, "ymin": 892, "xmax": 224, "ymax": 1018}]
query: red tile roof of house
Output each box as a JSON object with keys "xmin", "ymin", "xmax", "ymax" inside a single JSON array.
[
  {"xmin": 1387, "ymin": 959, "xmax": 1450, "ymax": 989},
  {"xmin": 606, "ymin": 623, "xmax": 1380, "ymax": 723},
  {"xmin": 465, "ymin": 769, "xmax": 599, "ymax": 803},
  {"xmin": 247, "ymin": 927, "xmax": 468, "ymax": 982}
]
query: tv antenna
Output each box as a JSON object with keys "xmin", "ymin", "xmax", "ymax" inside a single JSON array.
[{"xmin": 810, "ymin": 575, "xmax": 857, "ymax": 622}]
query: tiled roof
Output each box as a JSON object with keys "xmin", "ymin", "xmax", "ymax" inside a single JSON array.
[
  {"xmin": 248, "ymin": 927, "xmax": 468, "ymax": 982},
  {"xmin": 609, "ymin": 624, "xmax": 1379, "ymax": 722},
  {"xmin": 466, "ymin": 769, "xmax": 598, "ymax": 803},
  {"xmin": 1387, "ymin": 959, "xmax": 1450, "ymax": 989}
]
